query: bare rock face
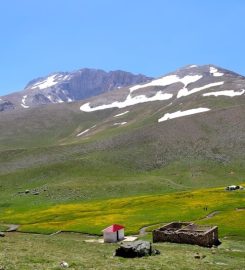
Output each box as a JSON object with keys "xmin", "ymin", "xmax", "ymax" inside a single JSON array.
[
  {"xmin": 0, "ymin": 101, "xmax": 15, "ymax": 112},
  {"xmin": 115, "ymin": 240, "xmax": 160, "ymax": 258},
  {"xmin": 1, "ymin": 69, "xmax": 151, "ymax": 111}
]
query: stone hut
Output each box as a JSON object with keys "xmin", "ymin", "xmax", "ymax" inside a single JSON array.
[{"xmin": 153, "ymin": 222, "xmax": 219, "ymax": 247}]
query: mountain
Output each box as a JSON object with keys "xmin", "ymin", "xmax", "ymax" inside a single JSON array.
[
  {"xmin": 0, "ymin": 64, "xmax": 244, "ymax": 163},
  {"xmin": 79, "ymin": 64, "xmax": 245, "ymax": 112},
  {"xmin": 0, "ymin": 65, "xmax": 244, "ymax": 270},
  {"xmin": 0, "ymin": 63, "xmax": 245, "ymax": 235},
  {"xmin": 0, "ymin": 68, "xmax": 151, "ymax": 112}
]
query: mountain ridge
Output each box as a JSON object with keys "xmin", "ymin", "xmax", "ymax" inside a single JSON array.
[
  {"xmin": 78, "ymin": 64, "xmax": 245, "ymax": 112},
  {"xmin": 2, "ymin": 63, "xmax": 244, "ymax": 113},
  {"xmin": 0, "ymin": 63, "xmax": 244, "ymax": 156},
  {"xmin": 0, "ymin": 68, "xmax": 151, "ymax": 112}
]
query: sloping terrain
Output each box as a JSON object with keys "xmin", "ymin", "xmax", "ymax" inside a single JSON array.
[
  {"xmin": 0, "ymin": 186, "xmax": 244, "ymax": 236},
  {"xmin": 0, "ymin": 64, "xmax": 244, "ymax": 239},
  {"xmin": 0, "ymin": 69, "xmax": 151, "ymax": 111},
  {"xmin": 0, "ymin": 65, "xmax": 244, "ymax": 162}
]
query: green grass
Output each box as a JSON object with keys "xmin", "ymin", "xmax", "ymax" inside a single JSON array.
[
  {"xmin": 0, "ymin": 100, "xmax": 244, "ymax": 218},
  {"xmin": 0, "ymin": 224, "xmax": 8, "ymax": 231},
  {"xmin": 0, "ymin": 98, "xmax": 245, "ymax": 268},
  {"xmin": 0, "ymin": 233, "xmax": 244, "ymax": 270},
  {"xmin": 0, "ymin": 186, "xmax": 244, "ymax": 237},
  {"xmin": 1, "ymin": 155, "xmax": 244, "ymax": 211},
  {"xmin": 0, "ymin": 148, "xmax": 244, "ymax": 238},
  {"xmin": 199, "ymin": 209, "xmax": 245, "ymax": 236}
]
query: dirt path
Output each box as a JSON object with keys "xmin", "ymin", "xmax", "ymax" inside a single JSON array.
[
  {"xmin": 139, "ymin": 223, "xmax": 165, "ymax": 236},
  {"xmin": 139, "ymin": 225, "xmax": 149, "ymax": 236},
  {"xmin": 195, "ymin": 211, "xmax": 221, "ymax": 222},
  {"xmin": 146, "ymin": 175, "xmax": 190, "ymax": 189},
  {"xmin": 161, "ymin": 177, "xmax": 190, "ymax": 189},
  {"xmin": 7, "ymin": 224, "xmax": 19, "ymax": 232},
  {"xmin": 6, "ymin": 224, "xmax": 19, "ymax": 232}
]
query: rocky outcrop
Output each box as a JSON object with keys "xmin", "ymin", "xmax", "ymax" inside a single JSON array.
[
  {"xmin": 115, "ymin": 240, "xmax": 160, "ymax": 258},
  {"xmin": 0, "ymin": 101, "xmax": 15, "ymax": 112},
  {"xmin": 66, "ymin": 69, "xmax": 151, "ymax": 101}
]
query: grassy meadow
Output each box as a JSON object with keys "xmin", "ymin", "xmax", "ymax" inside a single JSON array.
[
  {"xmin": 0, "ymin": 100, "xmax": 245, "ymax": 269},
  {"xmin": 1, "ymin": 232, "xmax": 245, "ymax": 270},
  {"xmin": 0, "ymin": 185, "xmax": 244, "ymax": 237}
]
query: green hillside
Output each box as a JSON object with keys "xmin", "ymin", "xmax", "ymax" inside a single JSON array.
[
  {"xmin": 0, "ymin": 94, "xmax": 244, "ymax": 237},
  {"xmin": 0, "ymin": 72, "xmax": 245, "ymax": 270}
]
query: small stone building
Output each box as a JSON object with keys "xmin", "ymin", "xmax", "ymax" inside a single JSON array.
[
  {"xmin": 153, "ymin": 222, "xmax": 219, "ymax": 247},
  {"xmin": 102, "ymin": 224, "xmax": 125, "ymax": 243}
]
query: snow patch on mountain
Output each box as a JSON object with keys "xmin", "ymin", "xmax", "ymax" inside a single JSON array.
[
  {"xmin": 114, "ymin": 111, "xmax": 129, "ymax": 117},
  {"xmin": 21, "ymin": 104, "xmax": 29, "ymax": 108},
  {"xmin": 130, "ymin": 75, "xmax": 178, "ymax": 92},
  {"xmin": 47, "ymin": 95, "xmax": 53, "ymax": 101},
  {"xmin": 21, "ymin": 95, "xmax": 29, "ymax": 109},
  {"xmin": 179, "ymin": 75, "xmax": 203, "ymax": 86},
  {"xmin": 47, "ymin": 94, "xmax": 65, "ymax": 104},
  {"xmin": 21, "ymin": 95, "xmax": 27, "ymax": 104},
  {"xmin": 76, "ymin": 125, "xmax": 96, "ymax": 137},
  {"xmin": 31, "ymin": 75, "xmax": 59, "ymax": 89},
  {"xmin": 130, "ymin": 74, "xmax": 202, "ymax": 92},
  {"xmin": 30, "ymin": 73, "xmax": 70, "ymax": 90},
  {"xmin": 177, "ymin": 81, "xmax": 224, "ymax": 98},
  {"xmin": 158, "ymin": 108, "xmax": 210, "ymax": 122},
  {"xmin": 76, "ymin": 128, "xmax": 90, "ymax": 137},
  {"xmin": 113, "ymin": 122, "xmax": 127, "ymax": 126},
  {"xmin": 203, "ymin": 89, "xmax": 245, "ymax": 97},
  {"xmin": 62, "ymin": 75, "xmax": 71, "ymax": 80},
  {"xmin": 80, "ymin": 91, "xmax": 173, "ymax": 112},
  {"xmin": 210, "ymin": 67, "xmax": 224, "ymax": 77}
]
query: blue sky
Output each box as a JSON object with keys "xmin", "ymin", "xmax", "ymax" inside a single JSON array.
[{"xmin": 1, "ymin": 0, "xmax": 245, "ymax": 96}]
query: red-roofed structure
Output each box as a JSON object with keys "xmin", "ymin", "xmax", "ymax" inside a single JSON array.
[
  {"xmin": 102, "ymin": 224, "xmax": 125, "ymax": 242},
  {"xmin": 103, "ymin": 224, "xmax": 125, "ymax": 233}
]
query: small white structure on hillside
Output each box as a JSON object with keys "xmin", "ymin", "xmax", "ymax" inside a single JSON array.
[
  {"xmin": 102, "ymin": 224, "xmax": 125, "ymax": 243},
  {"xmin": 225, "ymin": 185, "xmax": 244, "ymax": 191}
]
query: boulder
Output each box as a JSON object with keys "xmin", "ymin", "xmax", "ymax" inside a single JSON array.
[
  {"xmin": 60, "ymin": 261, "xmax": 69, "ymax": 268},
  {"xmin": 115, "ymin": 240, "xmax": 160, "ymax": 258},
  {"xmin": 0, "ymin": 232, "xmax": 5, "ymax": 237}
]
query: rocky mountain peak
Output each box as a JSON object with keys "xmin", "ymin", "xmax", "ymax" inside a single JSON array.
[
  {"xmin": 79, "ymin": 64, "xmax": 245, "ymax": 112},
  {"xmin": 0, "ymin": 68, "xmax": 152, "ymax": 112}
]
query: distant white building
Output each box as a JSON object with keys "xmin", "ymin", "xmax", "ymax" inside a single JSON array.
[
  {"xmin": 225, "ymin": 185, "xmax": 243, "ymax": 191},
  {"xmin": 102, "ymin": 224, "xmax": 125, "ymax": 243}
]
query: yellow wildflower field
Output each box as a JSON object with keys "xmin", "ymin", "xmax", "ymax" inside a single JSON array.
[{"xmin": 0, "ymin": 185, "xmax": 244, "ymax": 236}]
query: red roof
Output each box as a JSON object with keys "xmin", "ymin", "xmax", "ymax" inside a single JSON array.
[{"xmin": 102, "ymin": 224, "xmax": 125, "ymax": 233}]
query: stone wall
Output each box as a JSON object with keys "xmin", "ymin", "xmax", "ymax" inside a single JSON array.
[{"xmin": 153, "ymin": 222, "xmax": 219, "ymax": 247}]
